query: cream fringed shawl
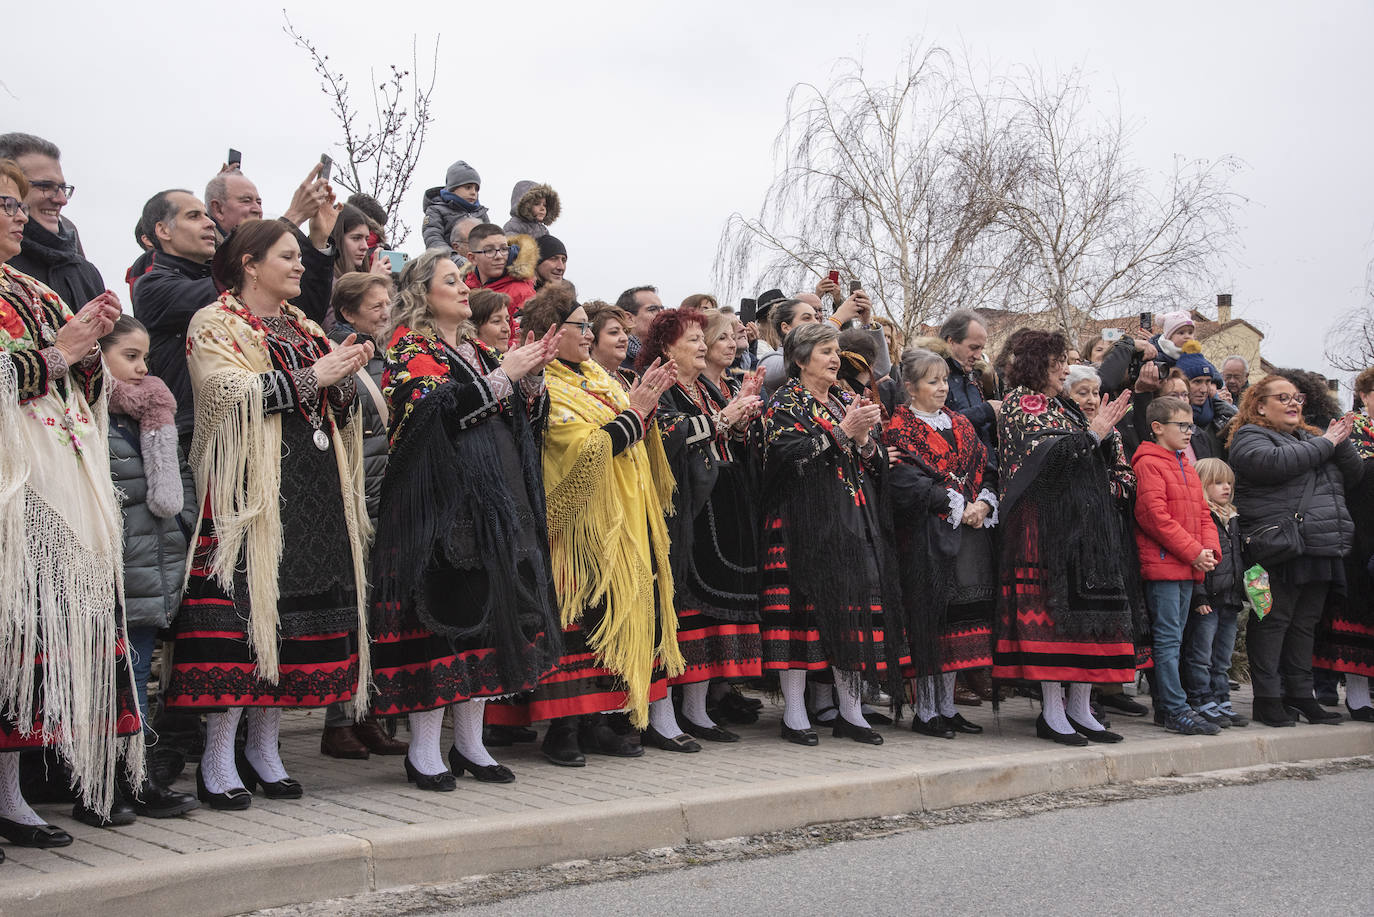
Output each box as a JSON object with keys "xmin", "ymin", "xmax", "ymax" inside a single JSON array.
[
  {"xmin": 543, "ymin": 359, "xmax": 682, "ymax": 727},
  {"xmin": 185, "ymin": 296, "xmax": 371, "ymax": 705},
  {"xmin": 0, "ymin": 294, "xmax": 143, "ymax": 816}
]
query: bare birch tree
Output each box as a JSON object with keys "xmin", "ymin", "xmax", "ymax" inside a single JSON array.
[
  {"xmin": 284, "ymin": 15, "xmax": 438, "ymax": 246},
  {"xmin": 713, "ymin": 47, "xmax": 1023, "ymax": 336},
  {"xmin": 986, "ymin": 68, "xmax": 1243, "ymax": 343},
  {"xmin": 1324, "ymin": 258, "xmax": 1374, "ymax": 374}
]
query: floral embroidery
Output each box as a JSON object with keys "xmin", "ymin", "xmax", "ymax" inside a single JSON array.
[
  {"xmin": 1019, "ymin": 393, "xmax": 1047, "ymax": 415},
  {"xmin": 0, "ymin": 298, "xmax": 24, "ymax": 340}
]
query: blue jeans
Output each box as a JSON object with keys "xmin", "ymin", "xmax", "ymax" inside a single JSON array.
[
  {"xmin": 1145, "ymin": 580, "xmax": 1194, "ymax": 717},
  {"xmin": 1184, "ymin": 604, "xmax": 1241, "ymax": 706},
  {"xmin": 127, "ymin": 625, "xmax": 159, "ymax": 734}
]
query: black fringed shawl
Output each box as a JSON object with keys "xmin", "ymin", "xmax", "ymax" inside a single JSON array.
[
  {"xmin": 370, "ymin": 327, "xmax": 561, "ymax": 688},
  {"xmin": 760, "ymin": 378, "xmax": 904, "ymax": 691}
]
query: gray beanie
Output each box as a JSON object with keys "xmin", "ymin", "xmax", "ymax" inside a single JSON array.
[{"xmin": 445, "ymin": 160, "xmax": 481, "ymax": 190}]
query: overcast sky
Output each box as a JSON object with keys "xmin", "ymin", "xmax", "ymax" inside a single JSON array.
[{"xmin": 5, "ymin": 1, "xmax": 1371, "ymax": 383}]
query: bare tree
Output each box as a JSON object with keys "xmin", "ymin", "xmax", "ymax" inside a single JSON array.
[
  {"xmin": 1324, "ymin": 258, "xmax": 1374, "ymax": 373},
  {"xmin": 713, "ymin": 47, "xmax": 1024, "ymax": 336},
  {"xmin": 284, "ymin": 14, "xmax": 438, "ymax": 246},
  {"xmin": 986, "ymin": 68, "xmax": 1243, "ymax": 342}
]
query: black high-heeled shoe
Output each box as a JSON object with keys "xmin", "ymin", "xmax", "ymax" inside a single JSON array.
[
  {"xmin": 237, "ymin": 752, "xmax": 303, "ymax": 799},
  {"xmin": 404, "ymin": 756, "xmax": 457, "ymax": 791},
  {"xmin": 1347, "ymin": 702, "xmax": 1374, "ymax": 722},
  {"xmin": 1066, "ymin": 715, "xmax": 1123, "ymax": 743},
  {"xmin": 449, "ymin": 747, "xmax": 515, "ymax": 784},
  {"xmin": 1283, "ymin": 696, "xmax": 1343, "ymax": 725},
  {"xmin": 833, "ymin": 716, "xmax": 883, "ymax": 745},
  {"xmin": 195, "ymin": 765, "xmax": 252, "ymax": 811},
  {"xmin": 780, "ymin": 722, "xmax": 819, "ymax": 746},
  {"xmin": 1251, "ymin": 697, "xmax": 1295, "ymax": 727},
  {"xmin": 1035, "ymin": 714, "xmax": 1088, "ymax": 746}
]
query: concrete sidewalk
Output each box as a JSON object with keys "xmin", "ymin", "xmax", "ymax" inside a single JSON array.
[{"xmin": 3, "ymin": 690, "xmax": 1371, "ymax": 917}]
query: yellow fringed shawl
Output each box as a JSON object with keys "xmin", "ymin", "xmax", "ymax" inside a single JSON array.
[
  {"xmin": 185, "ymin": 295, "xmax": 371, "ymax": 707},
  {"xmin": 543, "ymin": 359, "xmax": 682, "ymax": 726}
]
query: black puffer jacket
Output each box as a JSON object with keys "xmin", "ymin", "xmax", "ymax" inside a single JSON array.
[
  {"xmin": 1229, "ymin": 424, "xmax": 1362, "ymax": 560},
  {"xmin": 1194, "ymin": 511, "xmax": 1245, "ymax": 609},
  {"xmin": 329, "ymin": 321, "xmax": 388, "ymax": 526},
  {"xmin": 108, "ymin": 414, "xmax": 197, "ymax": 629},
  {"xmin": 944, "ymin": 356, "xmax": 998, "ymax": 468}
]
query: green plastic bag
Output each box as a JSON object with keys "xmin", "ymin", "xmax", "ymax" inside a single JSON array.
[{"xmin": 1244, "ymin": 564, "xmax": 1273, "ymax": 618}]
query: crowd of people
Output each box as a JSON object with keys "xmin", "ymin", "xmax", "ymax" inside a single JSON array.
[{"xmin": 1, "ymin": 133, "xmax": 1371, "ymax": 860}]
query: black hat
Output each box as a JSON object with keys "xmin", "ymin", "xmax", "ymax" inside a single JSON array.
[
  {"xmin": 754, "ymin": 288, "xmax": 786, "ymax": 323},
  {"xmin": 536, "ymin": 234, "xmax": 567, "ymax": 263}
]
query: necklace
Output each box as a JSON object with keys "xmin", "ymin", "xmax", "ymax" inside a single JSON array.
[{"xmin": 261, "ymin": 314, "xmax": 332, "ymax": 451}]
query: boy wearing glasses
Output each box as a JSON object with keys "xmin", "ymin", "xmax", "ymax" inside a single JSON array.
[
  {"xmin": 459, "ymin": 223, "xmax": 539, "ymax": 319},
  {"xmin": 1132, "ymin": 396, "xmax": 1223, "ymax": 736}
]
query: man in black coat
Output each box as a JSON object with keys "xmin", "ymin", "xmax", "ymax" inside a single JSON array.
[
  {"xmin": 939, "ymin": 309, "xmax": 999, "ymax": 466},
  {"xmin": 0, "ymin": 132, "xmax": 105, "ymax": 306}
]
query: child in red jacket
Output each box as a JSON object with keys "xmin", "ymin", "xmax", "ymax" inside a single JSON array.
[{"xmin": 1133, "ymin": 396, "xmax": 1222, "ymax": 736}]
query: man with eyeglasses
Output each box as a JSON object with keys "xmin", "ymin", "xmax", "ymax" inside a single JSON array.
[
  {"xmin": 1177, "ymin": 351, "xmax": 1236, "ymax": 460},
  {"xmin": 459, "ymin": 223, "xmax": 538, "ymax": 319},
  {"xmin": 613, "ymin": 285, "xmax": 666, "ymax": 371},
  {"xmin": 0, "ymin": 132, "xmax": 106, "ymax": 308}
]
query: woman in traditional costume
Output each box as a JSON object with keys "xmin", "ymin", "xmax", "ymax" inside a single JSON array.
[
  {"xmin": 367, "ymin": 249, "xmax": 564, "ymax": 789},
  {"xmin": 633, "ymin": 309, "xmax": 763, "ymax": 749},
  {"xmin": 993, "ymin": 330, "xmax": 1136, "ymax": 745},
  {"xmin": 883, "ymin": 348, "xmax": 997, "ymax": 740},
  {"xmin": 0, "ymin": 159, "xmax": 141, "ymax": 853},
  {"xmin": 759, "ymin": 322, "xmax": 902, "ymax": 747},
  {"xmin": 164, "ymin": 219, "xmax": 374, "ymax": 808}
]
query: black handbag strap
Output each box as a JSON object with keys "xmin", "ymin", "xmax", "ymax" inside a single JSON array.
[{"xmin": 1293, "ymin": 466, "xmax": 1319, "ymax": 520}]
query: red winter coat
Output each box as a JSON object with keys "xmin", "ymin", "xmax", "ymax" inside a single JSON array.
[{"xmin": 1132, "ymin": 441, "xmax": 1221, "ymax": 581}]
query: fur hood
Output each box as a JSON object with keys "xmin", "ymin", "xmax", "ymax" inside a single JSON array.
[
  {"xmin": 460, "ymin": 232, "xmax": 540, "ymax": 283},
  {"xmin": 909, "ymin": 335, "xmax": 952, "ymax": 360},
  {"xmin": 508, "ymin": 181, "xmax": 560, "ymax": 225}
]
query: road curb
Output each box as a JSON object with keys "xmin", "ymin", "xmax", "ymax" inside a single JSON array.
[{"xmin": 4, "ymin": 723, "xmax": 1371, "ymax": 917}]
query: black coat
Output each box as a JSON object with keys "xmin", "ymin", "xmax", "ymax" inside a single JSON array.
[
  {"xmin": 1194, "ymin": 511, "xmax": 1245, "ymax": 610},
  {"xmin": 328, "ymin": 321, "xmax": 387, "ymax": 526},
  {"xmin": 8, "ymin": 219, "xmax": 105, "ymax": 309},
  {"xmin": 1229, "ymin": 424, "xmax": 1362, "ymax": 560},
  {"xmin": 944, "ymin": 357, "xmax": 998, "ymax": 468},
  {"xmin": 131, "ymin": 252, "xmax": 218, "ymax": 438}
]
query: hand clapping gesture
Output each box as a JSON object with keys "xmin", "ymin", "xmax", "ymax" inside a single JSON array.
[
  {"xmin": 1090, "ymin": 391, "xmax": 1131, "ymax": 440},
  {"xmin": 57, "ymin": 291, "xmax": 123, "ymax": 363},
  {"xmin": 502, "ymin": 324, "xmax": 563, "ymax": 382},
  {"xmin": 840, "ymin": 396, "xmax": 883, "ymax": 446},
  {"xmin": 629, "ymin": 358, "xmax": 677, "ymax": 416},
  {"xmin": 314, "ymin": 333, "xmax": 375, "ymax": 387}
]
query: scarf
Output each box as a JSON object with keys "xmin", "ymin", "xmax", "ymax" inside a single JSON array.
[
  {"xmin": 185, "ymin": 294, "xmax": 371, "ymax": 700},
  {"xmin": 1193, "ymin": 394, "xmax": 1216, "ymax": 427},
  {"xmin": 109, "ymin": 375, "xmax": 183, "ymax": 519},
  {"xmin": 439, "ymin": 188, "xmax": 484, "ymax": 213},
  {"xmin": 543, "ymin": 358, "xmax": 682, "ymax": 726}
]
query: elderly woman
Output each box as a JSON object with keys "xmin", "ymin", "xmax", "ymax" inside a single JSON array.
[
  {"xmin": 165, "ymin": 219, "xmax": 375, "ymax": 809},
  {"xmin": 470, "ymin": 289, "xmax": 512, "ymax": 353},
  {"xmin": 367, "ymin": 248, "xmax": 564, "ymax": 788},
  {"xmin": 701, "ymin": 308, "xmax": 740, "ymax": 397},
  {"xmin": 994, "ymin": 330, "xmax": 1136, "ymax": 745},
  {"xmin": 632, "ymin": 310, "xmax": 763, "ymax": 749},
  {"xmin": 1227, "ymin": 374, "xmax": 1361, "ymax": 726},
  {"xmin": 883, "ymin": 348, "xmax": 997, "ymax": 739},
  {"xmin": 485, "ymin": 283, "xmax": 684, "ymax": 766},
  {"xmin": 585, "ymin": 299, "xmax": 638, "ymax": 390},
  {"xmin": 760, "ymin": 322, "xmax": 901, "ymax": 746},
  {"xmin": 0, "ymin": 160, "xmax": 138, "ymax": 849}
]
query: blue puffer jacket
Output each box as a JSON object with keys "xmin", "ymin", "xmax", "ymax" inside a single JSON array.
[{"xmin": 944, "ymin": 356, "xmax": 998, "ymax": 468}]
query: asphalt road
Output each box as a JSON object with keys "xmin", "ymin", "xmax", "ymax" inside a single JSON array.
[{"xmin": 436, "ymin": 770, "xmax": 1373, "ymax": 917}]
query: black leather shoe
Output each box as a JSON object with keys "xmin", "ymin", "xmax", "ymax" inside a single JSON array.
[
  {"xmin": 1098, "ymin": 693, "xmax": 1149, "ymax": 717},
  {"xmin": 1283, "ymin": 696, "xmax": 1343, "ymax": 725},
  {"xmin": 641, "ymin": 726, "xmax": 702, "ymax": 753},
  {"xmin": 1066, "ymin": 715, "xmax": 1123, "ymax": 743},
  {"xmin": 863, "ymin": 710, "xmax": 895, "ymax": 727},
  {"xmin": 483, "ymin": 724, "xmax": 539, "ymax": 747},
  {"xmin": 681, "ymin": 720, "xmax": 740, "ymax": 743},
  {"xmin": 1347, "ymin": 702, "xmax": 1374, "ymax": 722},
  {"xmin": 449, "ymin": 747, "xmax": 515, "ymax": 783},
  {"xmin": 194, "ymin": 766, "xmax": 252, "ymax": 811},
  {"xmin": 238, "ymin": 754, "xmax": 303, "ymax": 799},
  {"xmin": 1253, "ymin": 696, "xmax": 1296, "ymax": 727},
  {"xmin": 541, "ymin": 720, "xmax": 587, "ymax": 767},
  {"xmin": 129, "ymin": 780, "xmax": 198, "ymax": 818},
  {"xmin": 944, "ymin": 713, "xmax": 984, "ymax": 735},
  {"xmin": 73, "ymin": 794, "xmax": 136, "ymax": 828},
  {"xmin": 833, "ymin": 716, "xmax": 883, "ymax": 745},
  {"xmin": 911, "ymin": 715, "xmax": 955, "ymax": 739},
  {"xmin": 403, "ymin": 756, "xmax": 457, "ymax": 791},
  {"xmin": 1035, "ymin": 714, "xmax": 1088, "ymax": 746},
  {"xmin": 780, "ymin": 722, "xmax": 819, "ymax": 746},
  {"xmin": 0, "ymin": 816, "xmax": 73, "ymax": 848},
  {"xmin": 579, "ymin": 715, "xmax": 645, "ymax": 757}
]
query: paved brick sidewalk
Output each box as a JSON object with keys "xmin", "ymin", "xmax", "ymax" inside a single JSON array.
[{"xmin": 3, "ymin": 686, "xmax": 1371, "ymax": 916}]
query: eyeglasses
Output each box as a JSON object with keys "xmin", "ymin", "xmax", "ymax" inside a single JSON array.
[
  {"xmin": 28, "ymin": 180, "xmax": 75, "ymax": 199},
  {"xmin": 0, "ymin": 196, "xmax": 30, "ymax": 217},
  {"xmin": 641, "ymin": 305, "xmax": 665, "ymax": 315},
  {"xmin": 473, "ymin": 245, "xmax": 510, "ymax": 257},
  {"xmin": 563, "ymin": 320, "xmax": 593, "ymax": 334},
  {"xmin": 1162, "ymin": 421, "xmax": 1196, "ymax": 433},
  {"xmin": 1262, "ymin": 392, "xmax": 1306, "ymax": 406}
]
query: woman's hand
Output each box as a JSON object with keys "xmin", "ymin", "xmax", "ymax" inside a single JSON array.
[
  {"xmin": 962, "ymin": 500, "xmax": 991, "ymax": 528},
  {"xmin": 502, "ymin": 325, "xmax": 562, "ymax": 382},
  {"xmin": 1133, "ymin": 361, "xmax": 1161, "ymax": 393},
  {"xmin": 831, "ymin": 290, "xmax": 872, "ymax": 327},
  {"xmin": 1196, "ymin": 604, "xmax": 1213, "ymax": 615},
  {"xmin": 721, "ymin": 394, "xmax": 762, "ymax": 427},
  {"xmin": 1192, "ymin": 548, "xmax": 1218, "ymax": 572},
  {"xmin": 629, "ymin": 358, "xmax": 676, "ymax": 416},
  {"xmin": 368, "ymin": 251, "xmax": 392, "ymax": 276},
  {"xmin": 840, "ymin": 397, "xmax": 882, "ymax": 445},
  {"xmin": 56, "ymin": 291, "xmax": 122, "ymax": 363},
  {"xmin": 738, "ymin": 368, "xmax": 765, "ymax": 401},
  {"xmin": 1323, "ymin": 414, "xmax": 1354, "ymax": 446},
  {"xmin": 1090, "ymin": 390, "xmax": 1131, "ymax": 439},
  {"xmin": 314, "ymin": 333, "xmax": 374, "ymax": 387}
]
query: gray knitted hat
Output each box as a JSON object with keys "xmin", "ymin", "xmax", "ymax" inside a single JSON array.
[{"xmin": 445, "ymin": 160, "xmax": 481, "ymax": 190}]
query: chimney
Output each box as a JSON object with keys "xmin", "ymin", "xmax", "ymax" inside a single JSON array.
[{"xmin": 1216, "ymin": 293, "xmax": 1232, "ymax": 323}]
